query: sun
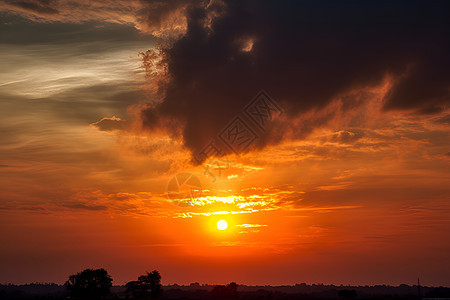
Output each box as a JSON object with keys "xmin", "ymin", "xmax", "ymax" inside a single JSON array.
[{"xmin": 217, "ymin": 220, "xmax": 228, "ymax": 231}]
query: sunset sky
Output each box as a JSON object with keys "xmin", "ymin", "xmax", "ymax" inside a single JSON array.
[{"xmin": 0, "ymin": 0, "xmax": 449, "ymax": 286}]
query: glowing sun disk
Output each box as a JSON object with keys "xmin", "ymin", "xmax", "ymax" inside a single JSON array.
[{"xmin": 217, "ymin": 220, "xmax": 228, "ymax": 230}]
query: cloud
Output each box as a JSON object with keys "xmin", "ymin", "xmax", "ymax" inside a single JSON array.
[
  {"xmin": 435, "ymin": 114, "xmax": 450, "ymax": 125},
  {"xmin": 0, "ymin": 15, "xmax": 154, "ymax": 46},
  {"xmin": 62, "ymin": 203, "xmax": 108, "ymax": 211},
  {"xmin": 8, "ymin": 0, "xmax": 59, "ymax": 15},
  {"xmin": 91, "ymin": 116, "xmax": 129, "ymax": 132},
  {"xmin": 236, "ymin": 223, "xmax": 268, "ymax": 234},
  {"xmin": 235, "ymin": 224, "xmax": 268, "ymax": 228},
  {"xmin": 137, "ymin": 0, "xmax": 201, "ymax": 37},
  {"xmin": 0, "ymin": 0, "xmax": 193, "ymax": 37},
  {"xmin": 138, "ymin": 0, "xmax": 450, "ymax": 161},
  {"xmin": 0, "ymin": 0, "xmax": 137, "ymax": 25},
  {"xmin": 326, "ymin": 130, "xmax": 364, "ymax": 144}
]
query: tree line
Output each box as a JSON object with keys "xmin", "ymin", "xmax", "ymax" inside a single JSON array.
[{"xmin": 64, "ymin": 268, "xmax": 162, "ymax": 299}]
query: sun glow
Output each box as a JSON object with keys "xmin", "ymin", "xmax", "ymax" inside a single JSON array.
[{"xmin": 216, "ymin": 220, "xmax": 228, "ymax": 231}]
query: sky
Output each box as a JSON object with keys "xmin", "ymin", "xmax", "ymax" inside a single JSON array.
[{"xmin": 0, "ymin": 0, "xmax": 449, "ymax": 286}]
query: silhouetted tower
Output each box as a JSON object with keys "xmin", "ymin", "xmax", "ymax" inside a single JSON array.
[{"xmin": 417, "ymin": 278, "xmax": 421, "ymax": 298}]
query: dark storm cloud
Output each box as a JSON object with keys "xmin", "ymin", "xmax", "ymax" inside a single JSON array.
[{"xmin": 141, "ymin": 0, "xmax": 450, "ymax": 159}]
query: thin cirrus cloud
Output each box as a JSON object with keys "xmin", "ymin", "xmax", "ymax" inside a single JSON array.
[{"xmin": 0, "ymin": 14, "xmax": 164, "ymax": 216}]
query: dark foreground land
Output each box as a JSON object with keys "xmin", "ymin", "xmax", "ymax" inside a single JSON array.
[{"xmin": 1, "ymin": 283, "xmax": 450, "ymax": 300}]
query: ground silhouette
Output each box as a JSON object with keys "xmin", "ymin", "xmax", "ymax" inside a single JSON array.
[{"xmin": 1, "ymin": 269, "xmax": 450, "ymax": 299}]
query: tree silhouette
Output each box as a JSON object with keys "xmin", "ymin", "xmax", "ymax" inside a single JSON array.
[
  {"xmin": 64, "ymin": 268, "xmax": 112, "ymax": 299},
  {"xmin": 211, "ymin": 282, "xmax": 239, "ymax": 299},
  {"xmin": 126, "ymin": 270, "xmax": 162, "ymax": 298}
]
